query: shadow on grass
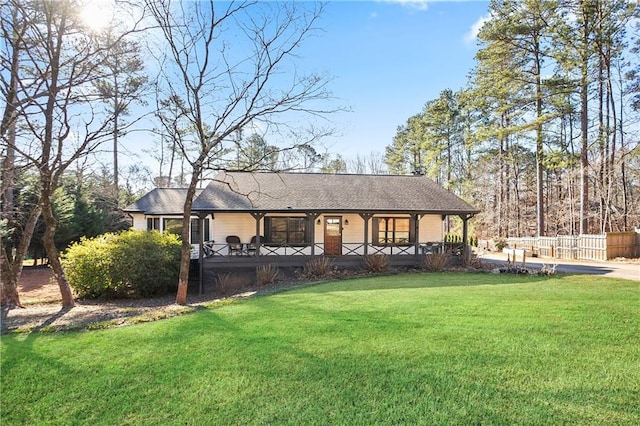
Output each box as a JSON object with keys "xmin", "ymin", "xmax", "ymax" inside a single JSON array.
[
  {"xmin": 31, "ymin": 307, "xmax": 73, "ymax": 332},
  {"xmin": 289, "ymin": 271, "xmax": 555, "ymax": 294},
  {"xmin": 93, "ymin": 306, "xmax": 638, "ymax": 425}
]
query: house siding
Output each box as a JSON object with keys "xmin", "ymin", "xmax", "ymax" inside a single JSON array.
[
  {"xmin": 132, "ymin": 212, "xmax": 444, "ymax": 246},
  {"xmin": 418, "ymin": 214, "xmax": 444, "ymax": 242},
  {"xmin": 210, "ymin": 213, "xmax": 443, "ymax": 246},
  {"xmin": 211, "ymin": 214, "xmax": 264, "ymax": 244},
  {"xmin": 130, "ymin": 211, "xmax": 444, "ymax": 258}
]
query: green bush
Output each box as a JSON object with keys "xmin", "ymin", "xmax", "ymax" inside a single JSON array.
[
  {"xmin": 62, "ymin": 229, "xmax": 181, "ymax": 299},
  {"xmin": 493, "ymin": 236, "xmax": 507, "ymax": 251}
]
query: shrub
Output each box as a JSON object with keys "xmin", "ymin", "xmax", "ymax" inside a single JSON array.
[
  {"xmin": 301, "ymin": 257, "xmax": 335, "ymax": 279},
  {"xmin": 421, "ymin": 250, "xmax": 451, "ymax": 272},
  {"xmin": 62, "ymin": 234, "xmax": 118, "ymax": 298},
  {"xmin": 256, "ymin": 264, "xmax": 279, "ymax": 286},
  {"xmin": 62, "ymin": 229, "xmax": 181, "ymax": 299},
  {"xmin": 466, "ymin": 251, "xmax": 486, "ymax": 270},
  {"xmin": 362, "ymin": 254, "xmax": 390, "ymax": 273},
  {"xmin": 493, "ymin": 236, "xmax": 507, "ymax": 251},
  {"xmin": 216, "ymin": 272, "xmax": 244, "ymax": 295}
]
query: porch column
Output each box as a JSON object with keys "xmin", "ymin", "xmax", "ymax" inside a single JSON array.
[
  {"xmin": 306, "ymin": 213, "xmax": 320, "ymax": 255},
  {"xmin": 197, "ymin": 212, "xmax": 208, "ymax": 295},
  {"xmin": 414, "ymin": 214, "xmax": 424, "ymax": 255},
  {"xmin": 359, "ymin": 213, "xmax": 373, "ymax": 255},
  {"xmin": 459, "ymin": 213, "xmax": 474, "ymax": 266},
  {"xmin": 250, "ymin": 212, "xmax": 265, "ymax": 256}
]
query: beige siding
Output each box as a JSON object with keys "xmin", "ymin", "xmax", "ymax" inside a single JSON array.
[
  {"xmin": 419, "ymin": 214, "xmax": 444, "ymax": 242},
  {"xmin": 315, "ymin": 213, "xmax": 444, "ymax": 246},
  {"xmin": 130, "ymin": 213, "xmax": 146, "ymax": 230},
  {"xmin": 132, "ymin": 212, "xmax": 444, "ymax": 247},
  {"xmin": 212, "ymin": 214, "xmax": 263, "ymax": 244}
]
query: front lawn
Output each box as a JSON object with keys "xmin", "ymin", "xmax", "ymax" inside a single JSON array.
[{"xmin": 2, "ymin": 273, "xmax": 638, "ymax": 425}]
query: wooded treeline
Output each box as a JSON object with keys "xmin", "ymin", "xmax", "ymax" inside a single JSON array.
[{"xmin": 385, "ymin": 0, "xmax": 640, "ymax": 238}]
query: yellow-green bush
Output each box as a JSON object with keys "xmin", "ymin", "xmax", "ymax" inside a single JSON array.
[{"xmin": 62, "ymin": 229, "xmax": 181, "ymax": 299}]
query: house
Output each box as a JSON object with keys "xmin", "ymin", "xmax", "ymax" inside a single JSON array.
[{"xmin": 124, "ymin": 171, "xmax": 479, "ymax": 268}]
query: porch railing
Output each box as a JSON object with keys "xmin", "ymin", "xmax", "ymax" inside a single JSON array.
[{"xmin": 196, "ymin": 241, "xmax": 456, "ymax": 259}]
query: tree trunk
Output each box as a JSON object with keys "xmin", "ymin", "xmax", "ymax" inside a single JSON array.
[
  {"xmin": 113, "ymin": 90, "xmax": 119, "ymax": 202},
  {"xmin": 579, "ymin": 53, "xmax": 589, "ymax": 234},
  {"xmin": 175, "ymin": 166, "xmax": 202, "ymax": 305},
  {"xmin": 0, "ymin": 205, "xmax": 42, "ymax": 309},
  {"xmin": 533, "ymin": 30, "xmax": 545, "ymax": 237},
  {"xmin": 40, "ymin": 193, "xmax": 75, "ymax": 308},
  {"xmin": 1, "ymin": 251, "xmax": 22, "ymax": 309}
]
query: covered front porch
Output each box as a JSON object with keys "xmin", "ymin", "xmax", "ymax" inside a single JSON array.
[
  {"xmin": 199, "ymin": 242, "xmax": 465, "ymax": 267},
  {"xmin": 195, "ymin": 240, "xmax": 466, "ymax": 293},
  {"xmin": 193, "ymin": 210, "xmax": 474, "ymax": 265}
]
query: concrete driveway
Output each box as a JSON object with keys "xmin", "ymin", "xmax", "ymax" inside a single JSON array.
[{"xmin": 478, "ymin": 252, "xmax": 640, "ymax": 281}]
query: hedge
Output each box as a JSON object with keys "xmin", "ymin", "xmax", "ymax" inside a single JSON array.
[{"xmin": 62, "ymin": 229, "xmax": 181, "ymax": 299}]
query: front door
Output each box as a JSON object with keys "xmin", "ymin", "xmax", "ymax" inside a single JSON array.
[{"xmin": 324, "ymin": 217, "xmax": 342, "ymax": 255}]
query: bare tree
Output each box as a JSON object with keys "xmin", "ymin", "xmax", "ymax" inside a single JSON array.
[
  {"xmin": 367, "ymin": 151, "xmax": 388, "ymax": 175},
  {"xmin": 2, "ymin": 0, "xmax": 144, "ymax": 308},
  {"xmin": 147, "ymin": 0, "xmax": 337, "ymax": 304},
  {"xmin": 1, "ymin": 0, "xmax": 31, "ymax": 308}
]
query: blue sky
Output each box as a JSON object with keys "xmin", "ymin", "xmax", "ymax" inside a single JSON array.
[
  {"xmin": 299, "ymin": 0, "xmax": 489, "ymax": 159},
  {"xmin": 118, "ymin": 1, "xmax": 490, "ymax": 177}
]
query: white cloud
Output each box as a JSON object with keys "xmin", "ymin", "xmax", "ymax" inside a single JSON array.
[
  {"xmin": 464, "ymin": 13, "xmax": 490, "ymax": 45},
  {"xmin": 383, "ymin": 0, "xmax": 430, "ymax": 11}
]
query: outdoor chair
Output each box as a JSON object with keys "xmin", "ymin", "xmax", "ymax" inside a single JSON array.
[
  {"xmin": 226, "ymin": 235, "xmax": 244, "ymax": 256},
  {"xmin": 246, "ymin": 235, "xmax": 263, "ymax": 256},
  {"xmin": 203, "ymin": 240, "xmax": 215, "ymax": 257}
]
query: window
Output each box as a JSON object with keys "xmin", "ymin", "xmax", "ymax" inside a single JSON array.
[
  {"xmin": 373, "ymin": 217, "xmax": 414, "ymax": 245},
  {"xmin": 147, "ymin": 217, "xmax": 160, "ymax": 231},
  {"xmin": 190, "ymin": 218, "xmax": 210, "ymax": 244},
  {"xmin": 163, "ymin": 218, "xmax": 183, "ymax": 237},
  {"xmin": 265, "ymin": 217, "xmax": 309, "ymax": 245},
  {"xmin": 161, "ymin": 218, "xmax": 210, "ymax": 244}
]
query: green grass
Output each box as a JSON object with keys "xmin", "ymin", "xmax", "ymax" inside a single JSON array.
[{"xmin": 2, "ymin": 273, "xmax": 639, "ymax": 425}]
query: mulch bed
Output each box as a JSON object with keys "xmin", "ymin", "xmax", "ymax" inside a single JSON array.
[
  {"xmin": 2, "ymin": 266, "xmax": 328, "ymax": 334},
  {"xmin": 1, "ymin": 267, "xmax": 248, "ymax": 334}
]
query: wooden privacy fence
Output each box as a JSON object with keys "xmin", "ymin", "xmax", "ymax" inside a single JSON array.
[{"xmin": 506, "ymin": 232, "xmax": 639, "ymax": 261}]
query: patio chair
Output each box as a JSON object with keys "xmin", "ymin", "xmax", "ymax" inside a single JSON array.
[
  {"xmin": 226, "ymin": 235, "xmax": 244, "ymax": 256},
  {"xmin": 246, "ymin": 235, "xmax": 263, "ymax": 256},
  {"xmin": 203, "ymin": 240, "xmax": 215, "ymax": 257}
]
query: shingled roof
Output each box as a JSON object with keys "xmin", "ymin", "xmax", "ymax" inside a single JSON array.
[
  {"xmin": 191, "ymin": 172, "xmax": 478, "ymax": 215},
  {"xmin": 124, "ymin": 188, "xmax": 203, "ymax": 215}
]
